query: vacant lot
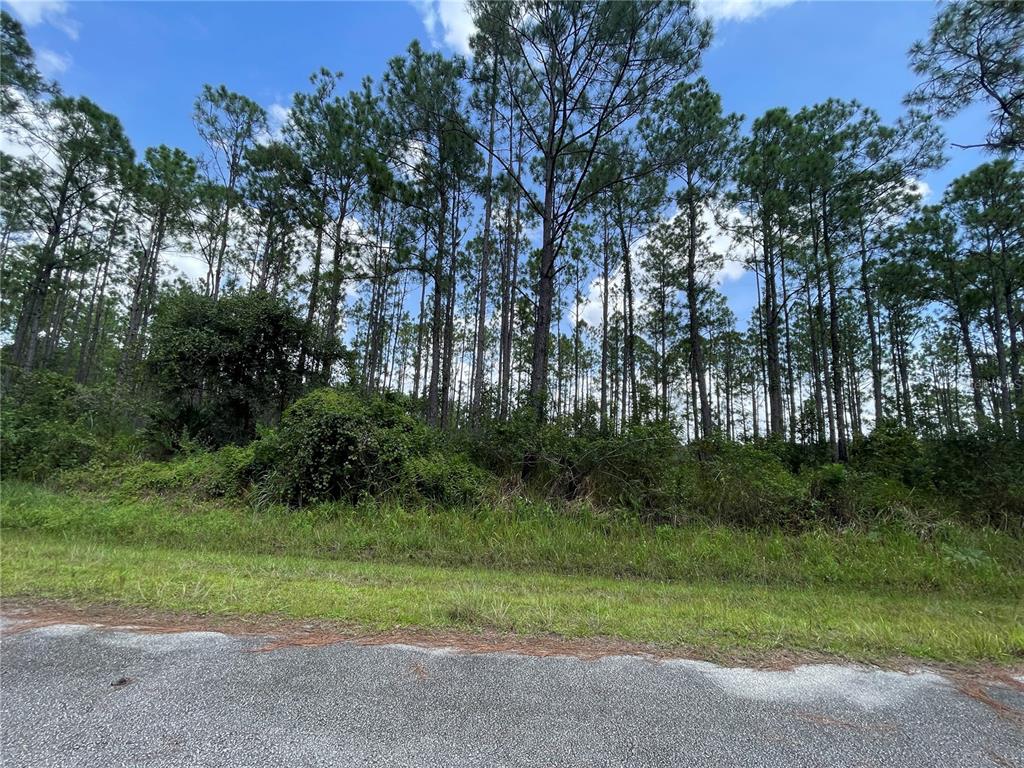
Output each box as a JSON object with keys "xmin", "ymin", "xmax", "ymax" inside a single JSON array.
[{"xmin": 3, "ymin": 483, "xmax": 1021, "ymax": 663}]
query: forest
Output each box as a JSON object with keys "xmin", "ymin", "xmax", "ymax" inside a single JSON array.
[{"xmin": 1, "ymin": 0, "xmax": 1022, "ymax": 535}]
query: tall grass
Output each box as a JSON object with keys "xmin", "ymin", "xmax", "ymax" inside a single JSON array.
[{"xmin": 3, "ymin": 481, "xmax": 1020, "ymax": 599}]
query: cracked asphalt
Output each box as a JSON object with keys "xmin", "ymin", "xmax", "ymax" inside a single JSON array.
[{"xmin": 1, "ymin": 618, "xmax": 1022, "ymax": 767}]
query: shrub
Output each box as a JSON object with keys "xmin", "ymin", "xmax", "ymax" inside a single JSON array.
[
  {"xmin": 252, "ymin": 388, "xmax": 429, "ymax": 506},
  {"xmin": 578, "ymin": 423, "xmax": 682, "ymax": 514},
  {"xmin": 404, "ymin": 452, "xmax": 495, "ymax": 506},
  {"xmin": 0, "ymin": 372, "xmax": 139, "ymax": 480},
  {"xmin": 68, "ymin": 444, "xmax": 256, "ymax": 500},
  {"xmin": 474, "ymin": 414, "xmax": 682, "ymax": 513},
  {"xmin": 804, "ymin": 462, "xmax": 946, "ymax": 528},
  {"xmin": 805, "ymin": 462, "xmax": 856, "ymax": 523},
  {"xmin": 852, "ymin": 473, "xmax": 943, "ymax": 527},
  {"xmin": 852, "ymin": 420, "xmax": 930, "ymax": 487},
  {"xmin": 922, "ymin": 435, "xmax": 1024, "ymax": 528},
  {"xmin": 674, "ymin": 440, "xmax": 804, "ymax": 526}
]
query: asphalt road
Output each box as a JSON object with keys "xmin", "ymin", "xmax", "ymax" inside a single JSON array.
[{"xmin": 1, "ymin": 617, "xmax": 1022, "ymax": 767}]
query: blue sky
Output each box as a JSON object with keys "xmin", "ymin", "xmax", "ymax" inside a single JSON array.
[{"xmin": 7, "ymin": 0, "xmax": 992, "ymax": 323}]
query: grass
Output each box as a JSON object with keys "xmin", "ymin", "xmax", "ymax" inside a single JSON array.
[
  {"xmin": 3, "ymin": 481, "xmax": 1021, "ymax": 598},
  {"xmin": 4, "ymin": 532, "xmax": 1023, "ymax": 662},
  {"xmin": 2, "ymin": 481, "xmax": 1022, "ymax": 662}
]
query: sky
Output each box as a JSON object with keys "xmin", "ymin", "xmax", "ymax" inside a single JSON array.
[{"xmin": 6, "ymin": 0, "xmax": 993, "ymax": 325}]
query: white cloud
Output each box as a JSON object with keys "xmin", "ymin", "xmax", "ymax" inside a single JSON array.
[
  {"xmin": 267, "ymin": 102, "xmax": 290, "ymax": 139},
  {"xmin": 163, "ymin": 245, "xmax": 209, "ymax": 283},
  {"xmin": 703, "ymin": 207, "xmax": 747, "ymax": 284},
  {"xmin": 255, "ymin": 101, "xmax": 291, "ymax": 145},
  {"xmin": 908, "ymin": 177, "xmax": 932, "ymax": 202},
  {"xmin": 268, "ymin": 102, "xmax": 290, "ymax": 128},
  {"xmin": 6, "ymin": 0, "xmax": 79, "ymax": 39},
  {"xmin": 578, "ymin": 263, "xmax": 622, "ymax": 329},
  {"xmin": 410, "ymin": 0, "xmax": 475, "ymax": 57},
  {"xmin": 35, "ymin": 48, "xmax": 70, "ymax": 77},
  {"xmin": 696, "ymin": 0, "xmax": 795, "ymax": 23}
]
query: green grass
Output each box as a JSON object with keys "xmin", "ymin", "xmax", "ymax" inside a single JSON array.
[
  {"xmin": 3, "ymin": 481, "xmax": 1021, "ymax": 598},
  {"xmin": 2, "ymin": 481, "xmax": 1022, "ymax": 662},
  {"xmin": 3, "ymin": 532, "xmax": 1021, "ymax": 662}
]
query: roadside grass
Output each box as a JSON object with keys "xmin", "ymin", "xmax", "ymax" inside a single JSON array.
[
  {"xmin": 2, "ymin": 482, "xmax": 1022, "ymax": 661},
  {"xmin": 2, "ymin": 481, "xmax": 1021, "ymax": 599},
  {"xmin": 3, "ymin": 532, "xmax": 1022, "ymax": 662}
]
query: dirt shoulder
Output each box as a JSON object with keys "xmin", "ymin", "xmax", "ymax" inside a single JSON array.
[{"xmin": 3, "ymin": 597, "xmax": 1022, "ymax": 685}]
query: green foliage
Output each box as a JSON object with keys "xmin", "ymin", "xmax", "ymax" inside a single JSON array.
[
  {"xmin": 675, "ymin": 440, "xmax": 804, "ymax": 526},
  {"xmin": 145, "ymin": 288, "xmax": 306, "ymax": 448},
  {"xmin": 9, "ymin": 369, "xmax": 1022, "ymax": 533},
  {"xmin": 476, "ymin": 413, "xmax": 682, "ymax": 513},
  {"xmin": 924, "ymin": 435, "xmax": 1024, "ymax": 528},
  {"xmin": 852, "ymin": 420, "xmax": 930, "ymax": 487},
  {"xmin": 251, "ymin": 388, "xmax": 430, "ymax": 506},
  {"xmin": 907, "ymin": 0, "xmax": 1023, "ymax": 154},
  {"xmin": 0, "ymin": 372, "xmax": 139, "ymax": 480},
  {"xmin": 1, "ymin": 10, "xmax": 42, "ymax": 113},
  {"xmin": 403, "ymin": 452, "xmax": 494, "ymax": 507},
  {"xmin": 68, "ymin": 444, "xmax": 256, "ymax": 501},
  {"xmin": 581, "ymin": 423, "xmax": 683, "ymax": 513},
  {"xmin": 469, "ymin": 415, "xmax": 1024, "ymax": 530},
  {"xmin": 805, "ymin": 463, "xmax": 853, "ymax": 522}
]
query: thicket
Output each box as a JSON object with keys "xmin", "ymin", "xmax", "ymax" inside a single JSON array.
[
  {"xmin": 0, "ymin": 371, "xmax": 143, "ymax": 479},
  {"xmin": 3, "ymin": 368, "xmax": 1021, "ymax": 533},
  {"xmin": 144, "ymin": 289, "xmax": 307, "ymax": 450}
]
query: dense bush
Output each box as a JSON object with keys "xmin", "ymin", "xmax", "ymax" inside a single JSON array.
[
  {"xmin": 579, "ymin": 424, "xmax": 683, "ymax": 513},
  {"xmin": 7, "ymin": 367, "xmax": 1021, "ymax": 532},
  {"xmin": 145, "ymin": 288, "xmax": 307, "ymax": 449},
  {"xmin": 0, "ymin": 372, "xmax": 140, "ymax": 480},
  {"xmin": 474, "ymin": 413, "xmax": 682, "ymax": 513},
  {"xmin": 403, "ymin": 452, "xmax": 494, "ymax": 506},
  {"xmin": 922, "ymin": 435, "xmax": 1024, "ymax": 528},
  {"xmin": 852, "ymin": 420, "xmax": 931, "ymax": 487},
  {"xmin": 251, "ymin": 388, "xmax": 432, "ymax": 506},
  {"xmin": 675, "ymin": 439, "xmax": 805, "ymax": 526},
  {"xmin": 67, "ymin": 443, "xmax": 256, "ymax": 500}
]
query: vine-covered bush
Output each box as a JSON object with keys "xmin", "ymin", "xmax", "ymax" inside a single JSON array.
[
  {"xmin": 403, "ymin": 452, "xmax": 494, "ymax": 506},
  {"xmin": 852, "ymin": 420, "xmax": 931, "ymax": 487},
  {"xmin": 69, "ymin": 443, "xmax": 257, "ymax": 500},
  {"xmin": 145, "ymin": 289, "xmax": 306, "ymax": 449},
  {"xmin": 923, "ymin": 435, "xmax": 1024, "ymax": 528},
  {"xmin": 473, "ymin": 413, "xmax": 682, "ymax": 513},
  {"xmin": 251, "ymin": 388, "xmax": 430, "ymax": 506}
]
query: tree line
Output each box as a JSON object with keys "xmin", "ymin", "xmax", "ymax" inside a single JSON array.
[{"xmin": 1, "ymin": 1, "xmax": 1021, "ymax": 459}]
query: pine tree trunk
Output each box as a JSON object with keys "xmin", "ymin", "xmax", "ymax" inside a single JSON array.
[
  {"xmin": 859, "ymin": 223, "xmax": 884, "ymax": 427},
  {"xmin": 297, "ymin": 202, "xmax": 326, "ymax": 385},
  {"xmin": 822, "ymin": 192, "xmax": 848, "ymax": 462},
  {"xmin": 761, "ymin": 216, "xmax": 784, "ymax": 438},
  {"xmin": 470, "ymin": 56, "xmax": 499, "ymax": 427},
  {"xmin": 600, "ymin": 222, "xmax": 610, "ymax": 434},
  {"xmin": 686, "ymin": 195, "xmax": 712, "ymax": 437},
  {"xmin": 618, "ymin": 218, "xmax": 639, "ymax": 424},
  {"xmin": 528, "ymin": 155, "xmax": 557, "ymax": 423},
  {"xmin": 426, "ymin": 184, "xmax": 448, "ymax": 426}
]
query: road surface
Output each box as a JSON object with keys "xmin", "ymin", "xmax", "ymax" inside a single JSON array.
[{"xmin": 1, "ymin": 616, "xmax": 1021, "ymax": 767}]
